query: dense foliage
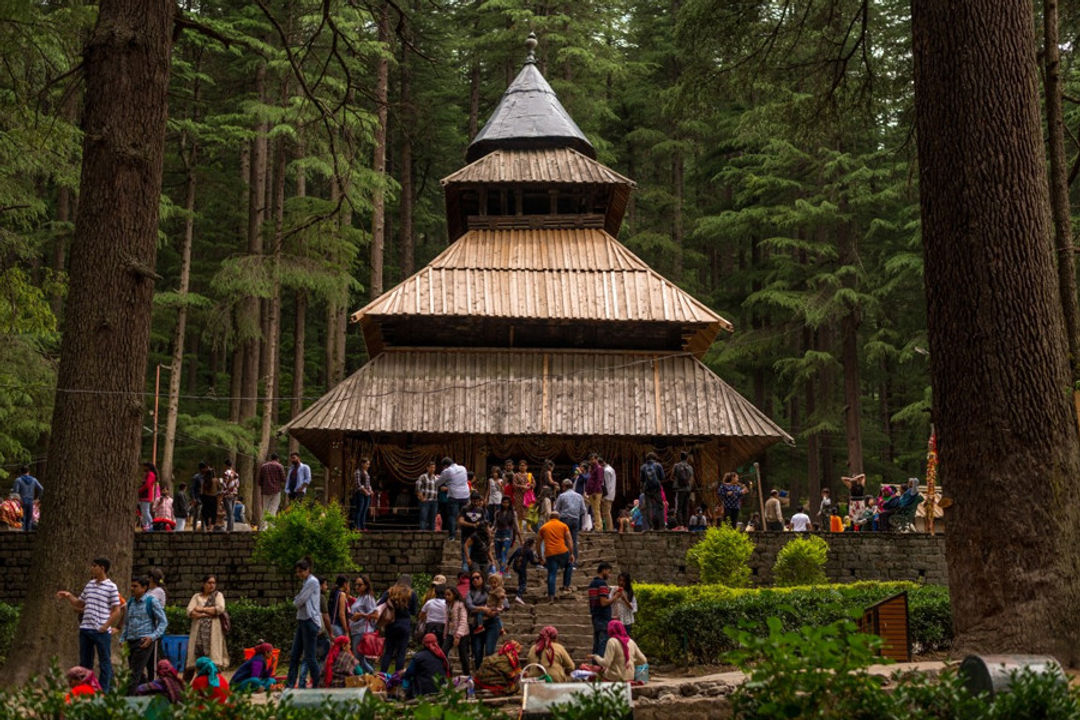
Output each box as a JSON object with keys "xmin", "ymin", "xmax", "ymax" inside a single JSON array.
[
  {"xmin": 633, "ymin": 581, "xmax": 950, "ymax": 663},
  {"xmin": 252, "ymin": 500, "xmax": 358, "ymax": 578},
  {"xmin": 0, "ymin": 0, "xmax": 957, "ymax": 500},
  {"xmin": 684, "ymin": 525, "xmax": 754, "ymax": 587},
  {"xmin": 771, "ymin": 535, "xmax": 829, "ymax": 586},
  {"xmin": 727, "ymin": 618, "xmax": 1080, "ymax": 720}
]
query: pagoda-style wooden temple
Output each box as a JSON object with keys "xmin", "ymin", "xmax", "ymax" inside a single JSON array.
[{"xmin": 285, "ymin": 36, "xmax": 792, "ymax": 506}]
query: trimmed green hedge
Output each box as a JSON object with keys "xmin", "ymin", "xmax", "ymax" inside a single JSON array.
[
  {"xmin": 633, "ymin": 581, "xmax": 952, "ymax": 663},
  {"xmin": 163, "ymin": 602, "xmax": 296, "ymax": 665}
]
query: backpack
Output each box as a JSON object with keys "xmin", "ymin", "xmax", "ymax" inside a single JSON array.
[
  {"xmin": 642, "ymin": 462, "xmax": 661, "ymax": 495},
  {"xmin": 673, "ymin": 462, "xmax": 692, "ymax": 490}
]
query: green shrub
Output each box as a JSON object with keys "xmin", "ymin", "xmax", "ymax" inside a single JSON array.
[
  {"xmin": 253, "ymin": 500, "xmax": 359, "ymax": 577},
  {"xmin": 549, "ymin": 685, "xmax": 631, "ymax": 720},
  {"xmin": 684, "ymin": 525, "xmax": 753, "ymax": 587},
  {"xmin": 0, "ymin": 668, "xmax": 500, "ymax": 719},
  {"xmin": 727, "ymin": 618, "xmax": 1080, "ymax": 720},
  {"xmin": 633, "ymin": 581, "xmax": 952, "ymax": 663},
  {"xmin": 772, "ymin": 534, "xmax": 828, "ymax": 586}
]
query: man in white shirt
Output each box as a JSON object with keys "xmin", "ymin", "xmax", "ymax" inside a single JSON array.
[
  {"xmin": 439, "ymin": 457, "xmax": 470, "ymax": 540},
  {"xmin": 790, "ymin": 506, "xmax": 812, "ymax": 532},
  {"xmin": 56, "ymin": 557, "xmax": 123, "ymax": 692},
  {"xmin": 285, "ymin": 558, "xmax": 322, "ymax": 688},
  {"xmin": 601, "ymin": 458, "xmax": 616, "ymax": 533}
]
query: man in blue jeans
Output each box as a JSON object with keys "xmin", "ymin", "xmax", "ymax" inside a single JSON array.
[
  {"xmin": 285, "ymin": 558, "xmax": 322, "ymax": 688},
  {"xmin": 415, "ymin": 460, "xmax": 439, "ymax": 530},
  {"xmin": 11, "ymin": 466, "xmax": 42, "ymax": 532},
  {"xmin": 538, "ymin": 511, "xmax": 576, "ymax": 602},
  {"xmin": 56, "ymin": 557, "xmax": 122, "ymax": 692},
  {"xmin": 439, "ymin": 457, "xmax": 470, "ymax": 540}
]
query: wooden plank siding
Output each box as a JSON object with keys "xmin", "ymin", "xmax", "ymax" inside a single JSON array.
[{"xmin": 284, "ymin": 348, "xmax": 793, "ymax": 466}]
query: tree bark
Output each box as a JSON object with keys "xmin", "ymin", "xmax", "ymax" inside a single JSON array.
[
  {"xmin": 2, "ymin": 0, "xmax": 175, "ymax": 683},
  {"xmin": 370, "ymin": 2, "xmax": 390, "ymax": 299},
  {"xmin": 1044, "ymin": 0, "xmax": 1080, "ymax": 386},
  {"xmin": 399, "ymin": 35, "xmax": 415, "ymax": 277},
  {"xmin": 160, "ymin": 129, "xmax": 198, "ymax": 487},
  {"xmin": 238, "ymin": 63, "xmax": 269, "ymax": 496},
  {"xmin": 289, "ymin": 145, "xmax": 307, "ymax": 456},
  {"xmin": 913, "ymin": 0, "xmax": 1080, "ymax": 660},
  {"xmin": 257, "ymin": 134, "xmax": 287, "ymax": 462}
]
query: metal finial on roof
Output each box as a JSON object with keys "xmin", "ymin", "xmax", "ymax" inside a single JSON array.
[{"xmin": 525, "ymin": 32, "xmax": 538, "ymax": 64}]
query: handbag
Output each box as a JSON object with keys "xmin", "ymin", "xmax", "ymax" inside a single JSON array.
[
  {"xmin": 375, "ymin": 602, "xmax": 395, "ymax": 630},
  {"xmin": 581, "ymin": 513, "xmax": 593, "ymax": 532},
  {"xmin": 357, "ymin": 632, "xmax": 385, "ymax": 658},
  {"xmin": 215, "ymin": 592, "xmax": 231, "ymax": 634}
]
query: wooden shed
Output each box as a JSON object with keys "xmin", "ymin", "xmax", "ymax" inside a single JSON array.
[{"xmin": 285, "ymin": 35, "xmax": 792, "ymax": 509}]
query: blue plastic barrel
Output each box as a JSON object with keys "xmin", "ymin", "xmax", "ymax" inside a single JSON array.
[{"xmin": 160, "ymin": 634, "xmax": 188, "ymax": 670}]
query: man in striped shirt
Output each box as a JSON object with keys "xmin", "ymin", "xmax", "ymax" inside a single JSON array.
[{"xmin": 57, "ymin": 557, "xmax": 123, "ymax": 692}]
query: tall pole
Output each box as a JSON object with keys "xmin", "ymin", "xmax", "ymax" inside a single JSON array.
[
  {"xmin": 152, "ymin": 364, "xmax": 169, "ymax": 466},
  {"xmin": 754, "ymin": 462, "xmax": 766, "ymax": 529}
]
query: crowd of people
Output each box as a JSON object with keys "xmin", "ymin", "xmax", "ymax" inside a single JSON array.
[{"xmin": 56, "ymin": 550, "xmax": 648, "ymax": 706}]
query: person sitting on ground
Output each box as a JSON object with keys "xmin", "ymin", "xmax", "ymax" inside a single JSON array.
[
  {"xmin": 526, "ymin": 626, "xmax": 574, "ymax": 683},
  {"xmin": 629, "ymin": 499, "xmax": 644, "ymax": 531},
  {"xmin": 230, "ymin": 642, "xmax": 276, "ymax": 692},
  {"xmin": 617, "ymin": 507, "xmax": 632, "ymax": 533},
  {"xmin": 324, "ymin": 635, "xmax": 360, "ymax": 688},
  {"xmin": 402, "ymin": 633, "xmax": 451, "ymax": 698},
  {"xmin": 829, "ymin": 505, "xmax": 845, "ymax": 533},
  {"xmin": 745, "ymin": 512, "xmax": 761, "ymax": 532},
  {"xmin": 474, "ymin": 639, "xmax": 523, "ymax": 696},
  {"xmin": 65, "ymin": 666, "xmax": 101, "ymax": 703},
  {"xmin": 688, "ymin": 506, "xmax": 708, "ymax": 532},
  {"xmin": 593, "ymin": 620, "xmax": 647, "ymax": 682},
  {"xmin": 135, "ymin": 659, "xmax": 185, "ymax": 703},
  {"xmin": 191, "ymin": 656, "xmax": 230, "ymax": 704}
]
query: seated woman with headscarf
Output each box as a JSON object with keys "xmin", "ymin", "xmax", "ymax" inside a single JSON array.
[
  {"xmin": 191, "ymin": 656, "xmax": 230, "ymax": 704},
  {"xmin": 401, "ymin": 633, "xmax": 451, "ymax": 698},
  {"xmin": 65, "ymin": 666, "xmax": 101, "ymax": 703},
  {"xmin": 592, "ymin": 620, "xmax": 646, "ymax": 682},
  {"xmin": 231, "ymin": 643, "xmax": 276, "ymax": 692},
  {"xmin": 324, "ymin": 635, "xmax": 361, "ymax": 688},
  {"xmin": 526, "ymin": 626, "xmax": 574, "ymax": 682},
  {"xmin": 135, "ymin": 660, "xmax": 185, "ymax": 703}
]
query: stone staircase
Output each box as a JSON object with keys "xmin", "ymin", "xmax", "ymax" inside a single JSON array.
[{"xmin": 439, "ymin": 532, "xmax": 619, "ymax": 666}]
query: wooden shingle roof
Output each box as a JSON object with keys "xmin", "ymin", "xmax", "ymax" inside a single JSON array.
[
  {"xmin": 352, "ymin": 228, "xmax": 731, "ymax": 356},
  {"xmin": 442, "ymin": 148, "xmax": 634, "ymax": 187},
  {"xmin": 284, "ymin": 348, "xmax": 793, "ymax": 464}
]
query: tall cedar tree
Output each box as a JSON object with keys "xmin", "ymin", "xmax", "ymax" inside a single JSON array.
[
  {"xmin": 913, "ymin": 0, "xmax": 1080, "ymax": 659},
  {"xmin": 3, "ymin": 0, "xmax": 175, "ymax": 681}
]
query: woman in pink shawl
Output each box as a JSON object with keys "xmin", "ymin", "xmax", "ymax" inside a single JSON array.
[{"xmin": 592, "ymin": 620, "xmax": 647, "ymax": 682}]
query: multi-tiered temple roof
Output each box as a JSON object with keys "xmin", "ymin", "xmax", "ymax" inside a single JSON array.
[{"xmin": 286, "ymin": 35, "xmax": 790, "ymax": 497}]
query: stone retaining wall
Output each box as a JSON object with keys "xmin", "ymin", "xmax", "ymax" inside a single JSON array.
[
  {"xmin": 0, "ymin": 529, "xmax": 947, "ymax": 605},
  {"xmin": 613, "ymin": 531, "xmax": 948, "ymax": 586}
]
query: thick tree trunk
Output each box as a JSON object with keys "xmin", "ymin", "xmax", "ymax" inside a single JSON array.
[
  {"xmin": 238, "ymin": 63, "xmax": 268, "ymax": 499},
  {"xmin": 229, "ymin": 148, "xmax": 250, "ymax": 425},
  {"xmin": 2, "ymin": 0, "xmax": 174, "ymax": 683},
  {"xmin": 399, "ymin": 38, "xmax": 415, "ymax": 277},
  {"xmin": 257, "ymin": 136, "xmax": 287, "ymax": 462},
  {"xmin": 804, "ymin": 328, "xmax": 821, "ymax": 506},
  {"xmin": 160, "ymin": 133, "xmax": 197, "ymax": 487},
  {"xmin": 913, "ymin": 0, "xmax": 1080, "ymax": 660},
  {"xmin": 370, "ymin": 2, "xmax": 390, "ymax": 298},
  {"xmin": 1044, "ymin": 0, "xmax": 1080, "ymax": 385}
]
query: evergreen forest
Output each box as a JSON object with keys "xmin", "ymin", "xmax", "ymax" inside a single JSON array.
[{"xmin": 3, "ymin": 0, "xmax": 1074, "ymax": 502}]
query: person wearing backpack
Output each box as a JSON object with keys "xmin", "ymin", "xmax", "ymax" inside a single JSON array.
[
  {"xmin": 120, "ymin": 576, "xmax": 167, "ymax": 694},
  {"xmin": 671, "ymin": 452, "xmax": 694, "ymax": 528},
  {"xmin": 639, "ymin": 453, "xmax": 666, "ymax": 531}
]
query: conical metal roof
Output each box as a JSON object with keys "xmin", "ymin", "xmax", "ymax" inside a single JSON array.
[{"xmin": 466, "ymin": 35, "xmax": 595, "ymax": 163}]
